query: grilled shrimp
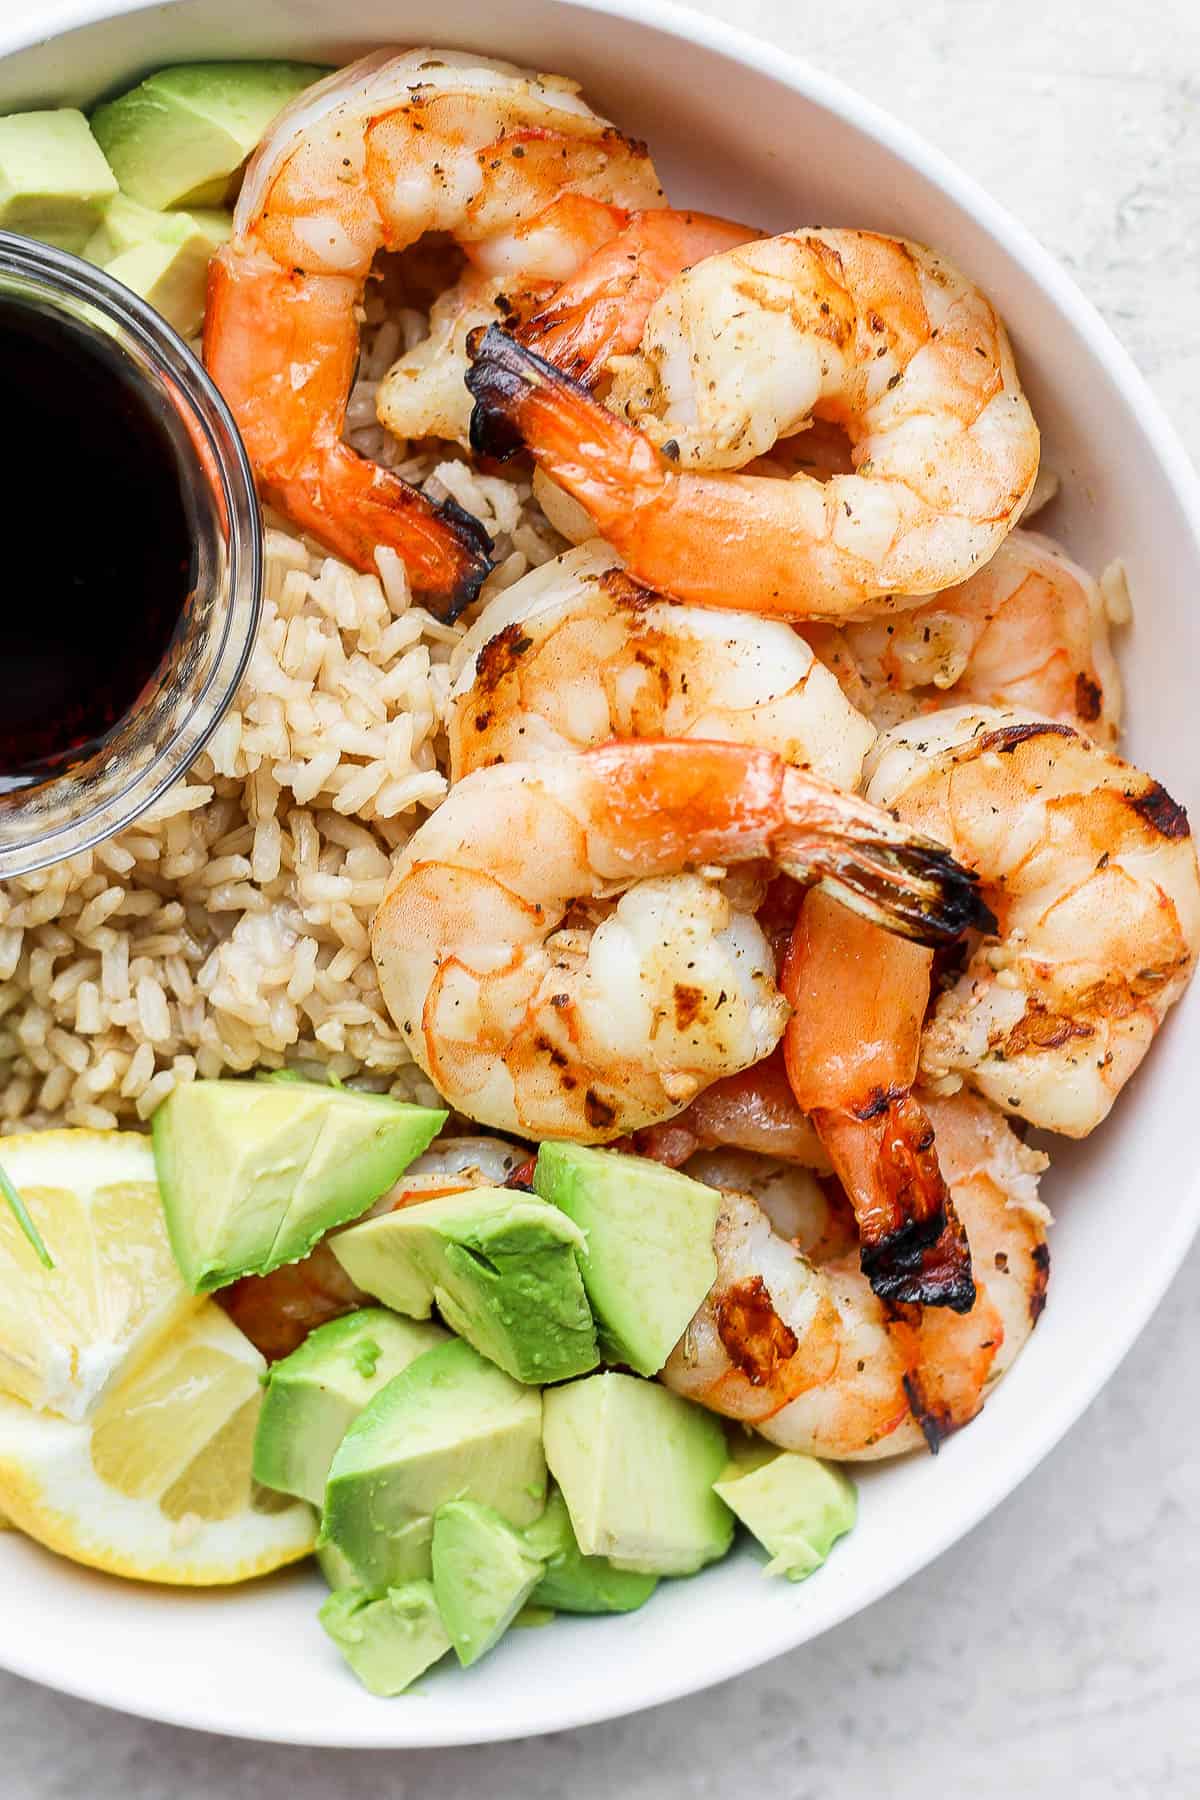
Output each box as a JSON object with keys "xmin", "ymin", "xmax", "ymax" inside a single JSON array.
[
  {"xmin": 632, "ymin": 1047, "xmax": 830, "ymax": 1171},
  {"xmin": 683, "ymin": 1149, "xmax": 851, "ymax": 1257},
  {"xmin": 783, "ymin": 887, "xmax": 975, "ymax": 1310},
  {"xmin": 370, "ymin": 739, "xmax": 990, "ymax": 1141},
  {"xmin": 375, "ymin": 194, "xmax": 630, "ymax": 447},
  {"xmin": 662, "ymin": 1088, "xmax": 1047, "ymax": 1457},
  {"xmin": 376, "ymin": 206, "xmax": 751, "ymax": 449},
  {"xmin": 447, "ymin": 540, "xmax": 875, "ymax": 787},
  {"xmin": 919, "ymin": 1089, "xmax": 1049, "ymax": 1393},
  {"xmin": 220, "ymin": 1244, "xmax": 368, "ymax": 1362},
  {"xmin": 379, "ymin": 1133, "xmax": 528, "ymax": 1207},
  {"xmin": 806, "ymin": 529, "xmax": 1122, "ymax": 740},
  {"xmin": 467, "ymin": 230, "xmax": 1039, "ymax": 618},
  {"xmin": 516, "ymin": 206, "xmax": 757, "ymax": 384},
  {"xmin": 867, "ymin": 706, "xmax": 1200, "ymax": 1134},
  {"xmin": 645, "ymin": 886, "xmax": 981, "ymax": 1312},
  {"xmin": 204, "ymin": 48, "xmax": 662, "ymax": 611}
]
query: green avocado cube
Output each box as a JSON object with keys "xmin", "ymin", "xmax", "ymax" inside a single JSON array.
[
  {"xmin": 511, "ymin": 1605, "xmax": 556, "ymax": 1628},
  {"xmin": 522, "ymin": 1488, "xmax": 657, "ymax": 1614},
  {"xmin": 252, "ymin": 1307, "xmax": 448, "ymax": 1506},
  {"xmin": 85, "ymin": 194, "xmax": 232, "ymax": 267},
  {"xmin": 83, "ymin": 191, "xmax": 168, "ymax": 261},
  {"xmin": 322, "ymin": 1338, "xmax": 545, "ymax": 1593},
  {"xmin": 713, "ymin": 1443, "xmax": 857, "ymax": 1580},
  {"xmin": 543, "ymin": 1373, "xmax": 733, "ymax": 1576},
  {"xmin": 533, "ymin": 1143, "xmax": 719, "ymax": 1375},
  {"xmin": 85, "ymin": 198, "xmax": 231, "ymax": 335},
  {"xmin": 100, "ymin": 229, "xmax": 215, "ymax": 335},
  {"xmin": 151, "ymin": 1077, "xmax": 446, "ymax": 1292},
  {"xmin": 91, "ymin": 61, "xmax": 330, "ymax": 210},
  {"xmin": 431, "ymin": 1500, "xmax": 545, "ymax": 1668},
  {"xmin": 331, "ymin": 1186, "xmax": 599, "ymax": 1384},
  {"xmin": 317, "ymin": 1538, "xmax": 357, "ymax": 1592},
  {"xmin": 319, "ymin": 1582, "xmax": 450, "ymax": 1697},
  {"xmin": 0, "ymin": 109, "xmax": 117, "ymax": 252}
]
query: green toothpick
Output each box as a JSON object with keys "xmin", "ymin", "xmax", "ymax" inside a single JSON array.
[{"xmin": 0, "ymin": 1158, "xmax": 53, "ymax": 1269}]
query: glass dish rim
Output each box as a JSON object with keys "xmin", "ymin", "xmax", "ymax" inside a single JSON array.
[{"xmin": 0, "ymin": 228, "xmax": 262, "ymax": 878}]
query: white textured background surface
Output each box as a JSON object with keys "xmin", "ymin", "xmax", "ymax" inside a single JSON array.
[{"xmin": 3, "ymin": 1, "xmax": 1199, "ymax": 1793}]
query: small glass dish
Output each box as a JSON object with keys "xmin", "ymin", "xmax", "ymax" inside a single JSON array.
[{"xmin": 0, "ymin": 230, "xmax": 261, "ymax": 879}]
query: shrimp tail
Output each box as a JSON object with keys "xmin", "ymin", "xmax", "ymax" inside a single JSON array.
[
  {"xmin": 515, "ymin": 276, "xmax": 639, "ymax": 386},
  {"xmin": 776, "ymin": 771, "xmax": 997, "ymax": 947},
  {"xmin": 806, "ymin": 836, "xmax": 996, "ymax": 947},
  {"xmin": 815, "ymin": 1098, "xmax": 977, "ymax": 1313},
  {"xmin": 898, "ymin": 1359, "xmax": 966, "ymax": 1455},
  {"xmin": 271, "ymin": 447, "xmax": 494, "ymax": 621},
  {"xmin": 515, "ymin": 209, "xmax": 759, "ymax": 385},
  {"xmin": 467, "ymin": 324, "xmax": 657, "ymax": 489},
  {"xmin": 584, "ymin": 738, "xmax": 990, "ymax": 948},
  {"xmin": 432, "ymin": 492, "xmax": 498, "ymax": 620},
  {"xmin": 468, "ymin": 324, "xmax": 563, "ymax": 460},
  {"xmin": 897, "ymin": 1216, "xmax": 979, "ymax": 1312},
  {"xmin": 502, "ymin": 1156, "xmax": 538, "ymax": 1192},
  {"xmin": 205, "ymin": 252, "xmax": 493, "ymax": 618}
]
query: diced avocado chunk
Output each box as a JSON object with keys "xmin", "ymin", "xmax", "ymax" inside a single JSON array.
[
  {"xmin": 152, "ymin": 1077, "xmax": 446, "ymax": 1292},
  {"xmin": 512, "ymin": 1605, "xmax": 555, "ymax": 1628},
  {"xmin": 0, "ymin": 109, "xmax": 117, "ymax": 252},
  {"xmin": 252, "ymin": 1307, "xmax": 448, "ymax": 1506},
  {"xmin": 522, "ymin": 1488, "xmax": 657, "ymax": 1614},
  {"xmin": 322, "ymin": 1338, "xmax": 545, "ymax": 1593},
  {"xmin": 431, "ymin": 1500, "xmax": 545, "ymax": 1668},
  {"xmin": 319, "ymin": 1581, "xmax": 450, "ymax": 1697},
  {"xmin": 543, "ymin": 1373, "xmax": 733, "ymax": 1576},
  {"xmin": 713, "ymin": 1444, "xmax": 857, "ymax": 1581},
  {"xmin": 84, "ymin": 197, "xmax": 231, "ymax": 334},
  {"xmin": 91, "ymin": 61, "xmax": 330, "ymax": 209},
  {"xmin": 86, "ymin": 192, "xmax": 173, "ymax": 261},
  {"xmin": 534, "ymin": 1143, "xmax": 719, "ymax": 1375},
  {"xmin": 83, "ymin": 191, "xmax": 156, "ymax": 260},
  {"xmin": 317, "ymin": 1538, "xmax": 357, "ymax": 1592},
  {"xmin": 331, "ymin": 1186, "xmax": 599, "ymax": 1385},
  {"xmin": 100, "ymin": 227, "xmax": 219, "ymax": 335}
]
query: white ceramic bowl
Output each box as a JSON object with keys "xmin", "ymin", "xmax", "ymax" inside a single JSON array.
[{"xmin": 2, "ymin": 0, "xmax": 1198, "ymax": 1749}]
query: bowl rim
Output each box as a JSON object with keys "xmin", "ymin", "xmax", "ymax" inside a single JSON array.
[{"xmin": 1, "ymin": 0, "xmax": 1199, "ymax": 1748}]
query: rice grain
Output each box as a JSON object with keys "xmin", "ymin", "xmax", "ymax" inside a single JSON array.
[{"xmin": 0, "ymin": 439, "xmax": 565, "ymax": 1128}]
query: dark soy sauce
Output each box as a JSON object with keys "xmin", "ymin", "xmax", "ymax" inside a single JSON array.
[{"xmin": 0, "ymin": 295, "xmax": 192, "ymax": 787}]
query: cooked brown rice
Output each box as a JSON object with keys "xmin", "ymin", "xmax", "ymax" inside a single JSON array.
[{"xmin": 0, "ymin": 295, "xmax": 567, "ymax": 1131}]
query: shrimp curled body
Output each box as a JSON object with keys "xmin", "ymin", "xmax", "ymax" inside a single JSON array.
[
  {"xmin": 662, "ymin": 1089, "xmax": 1048, "ymax": 1458},
  {"xmin": 515, "ymin": 206, "xmax": 759, "ymax": 385},
  {"xmin": 370, "ymin": 740, "xmax": 992, "ymax": 1142},
  {"xmin": 868, "ymin": 706, "xmax": 1200, "ymax": 1134},
  {"xmin": 205, "ymin": 47, "xmax": 662, "ymax": 612},
  {"xmin": 376, "ymin": 206, "xmax": 752, "ymax": 449},
  {"xmin": 807, "ymin": 528, "xmax": 1121, "ymax": 741},
  {"xmin": 448, "ymin": 540, "xmax": 876, "ymax": 788},
  {"xmin": 467, "ymin": 230, "xmax": 1039, "ymax": 619}
]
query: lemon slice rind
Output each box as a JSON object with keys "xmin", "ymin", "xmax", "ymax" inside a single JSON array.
[{"xmin": 0, "ymin": 1305, "xmax": 316, "ymax": 1586}]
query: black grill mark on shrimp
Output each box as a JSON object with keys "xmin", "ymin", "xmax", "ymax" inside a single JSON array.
[
  {"xmin": 978, "ymin": 721, "xmax": 1075, "ymax": 756},
  {"xmin": 1128, "ymin": 779, "xmax": 1190, "ymax": 840}
]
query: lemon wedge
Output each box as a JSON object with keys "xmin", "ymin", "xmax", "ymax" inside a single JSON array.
[
  {"xmin": 0, "ymin": 1303, "xmax": 316, "ymax": 1584},
  {"xmin": 0, "ymin": 1130, "xmax": 200, "ymax": 1421}
]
